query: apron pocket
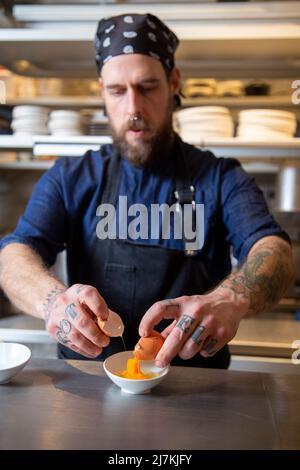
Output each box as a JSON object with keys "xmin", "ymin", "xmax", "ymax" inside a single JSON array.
[{"xmin": 103, "ymin": 263, "xmax": 136, "ymax": 318}]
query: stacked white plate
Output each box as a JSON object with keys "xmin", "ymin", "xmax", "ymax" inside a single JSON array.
[
  {"xmin": 48, "ymin": 110, "xmax": 84, "ymax": 136},
  {"xmin": 86, "ymin": 110, "xmax": 109, "ymax": 136},
  {"xmin": 237, "ymin": 109, "xmax": 297, "ymax": 140},
  {"xmin": 175, "ymin": 106, "xmax": 234, "ymax": 142},
  {"xmin": 12, "ymin": 106, "xmax": 49, "ymax": 135}
]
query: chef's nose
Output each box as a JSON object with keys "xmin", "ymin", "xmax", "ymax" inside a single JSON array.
[{"xmin": 126, "ymin": 87, "xmax": 142, "ymax": 116}]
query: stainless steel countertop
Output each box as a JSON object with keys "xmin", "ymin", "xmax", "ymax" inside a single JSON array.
[{"xmin": 0, "ymin": 358, "xmax": 300, "ymax": 450}]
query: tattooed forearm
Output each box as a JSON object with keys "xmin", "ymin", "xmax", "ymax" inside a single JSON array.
[
  {"xmin": 219, "ymin": 237, "xmax": 294, "ymax": 315},
  {"xmin": 43, "ymin": 285, "xmax": 66, "ymax": 326}
]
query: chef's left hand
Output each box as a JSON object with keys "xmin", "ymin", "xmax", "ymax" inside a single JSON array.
[{"xmin": 139, "ymin": 290, "xmax": 247, "ymax": 367}]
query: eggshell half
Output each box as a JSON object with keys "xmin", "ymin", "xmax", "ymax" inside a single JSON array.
[
  {"xmin": 134, "ymin": 330, "xmax": 165, "ymax": 360},
  {"xmin": 98, "ymin": 310, "xmax": 124, "ymax": 337}
]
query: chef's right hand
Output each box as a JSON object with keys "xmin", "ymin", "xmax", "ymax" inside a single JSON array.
[{"xmin": 43, "ymin": 283, "xmax": 110, "ymax": 358}]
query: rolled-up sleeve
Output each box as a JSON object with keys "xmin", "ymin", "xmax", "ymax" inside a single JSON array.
[
  {"xmin": 220, "ymin": 158, "xmax": 290, "ymax": 264},
  {"xmin": 0, "ymin": 159, "xmax": 67, "ymax": 266}
]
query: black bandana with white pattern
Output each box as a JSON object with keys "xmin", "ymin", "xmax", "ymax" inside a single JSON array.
[{"xmin": 94, "ymin": 13, "xmax": 179, "ymax": 74}]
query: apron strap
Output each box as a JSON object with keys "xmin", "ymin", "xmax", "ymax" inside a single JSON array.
[
  {"xmin": 101, "ymin": 149, "xmax": 122, "ymax": 206},
  {"xmin": 174, "ymin": 137, "xmax": 198, "ymax": 257}
]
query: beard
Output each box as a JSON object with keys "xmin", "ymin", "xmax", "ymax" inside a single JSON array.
[{"xmin": 107, "ymin": 95, "xmax": 175, "ymax": 168}]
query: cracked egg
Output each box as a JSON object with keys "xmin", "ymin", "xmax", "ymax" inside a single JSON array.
[{"xmin": 133, "ymin": 331, "xmax": 165, "ymax": 361}]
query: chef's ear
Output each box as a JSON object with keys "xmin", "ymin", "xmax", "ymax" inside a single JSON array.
[{"xmin": 170, "ymin": 67, "xmax": 181, "ymax": 97}]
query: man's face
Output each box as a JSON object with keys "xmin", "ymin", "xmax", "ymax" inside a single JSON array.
[{"xmin": 100, "ymin": 54, "xmax": 180, "ymax": 166}]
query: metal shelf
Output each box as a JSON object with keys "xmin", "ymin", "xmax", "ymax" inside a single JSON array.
[
  {"xmin": 0, "ymin": 160, "xmax": 54, "ymax": 170},
  {"xmin": 0, "ymin": 134, "xmax": 111, "ymax": 148},
  {"xmin": 1, "ymin": 135, "xmax": 300, "ymax": 148},
  {"xmin": 0, "ymin": 159, "xmax": 280, "ymax": 174},
  {"xmin": 7, "ymin": 95, "xmax": 296, "ymax": 109},
  {"xmin": 7, "ymin": 96, "xmax": 104, "ymax": 108},
  {"xmin": 182, "ymin": 96, "xmax": 297, "ymax": 108},
  {"xmin": 0, "ymin": 135, "xmax": 33, "ymax": 149},
  {"xmin": 1, "ymin": 136, "xmax": 300, "ymax": 172},
  {"xmin": 1, "ymin": 135, "xmax": 300, "ymax": 157},
  {"xmin": 1, "ymin": 2, "xmax": 299, "ymax": 78},
  {"xmin": 196, "ymin": 138, "xmax": 300, "ymax": 159}
]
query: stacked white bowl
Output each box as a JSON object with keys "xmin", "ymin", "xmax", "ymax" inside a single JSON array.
[
  {"xmin": 48, "ymin": 110, "xmax": 84, "ymax": 136},
  {"xmin": 175, "ymin": 106, "xmax": 234, "ymax": 142},
  {"xmin": 12, "ymin": 106, "xmax": 49, "ymax": 135},
  {"xmin": 237, "ymin": 109, "xmax": 297, "ymax": 140},
  {"xmin": 86, "ymin": 110, "xmax": 109, "ymax": 136}
]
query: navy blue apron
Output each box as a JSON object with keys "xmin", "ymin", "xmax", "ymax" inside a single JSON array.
[{"xmin": 58, "ymin": 138, "xmax": 230, "ymax": 368}]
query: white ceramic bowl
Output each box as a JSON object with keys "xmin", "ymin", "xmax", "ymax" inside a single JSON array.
[
  {"xmin": 50, "ymin": 110, "xmax": 81, "ymax": 119},
  {"xmin": 103, "ymin": 350, "xmax": 169, "ymax": 394},
  {"xmin": 176, "ymin": 106, "xmax": 230, "ymax": 119},
  {"xmin": 12, "ymin": 106, "xmax": 49, "ymax": 119},
  {"xmin": 0, "ymin": 343, "xmax": 31, "ymax": 384},
  {"xmin": 239, "ymin": 108, "xmax": 296, "ymax": 121}
]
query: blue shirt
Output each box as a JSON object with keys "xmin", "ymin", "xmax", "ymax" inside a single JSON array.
[{"xmin": 0, "ymin": 140, "xmax": 289, "ymax": 288}]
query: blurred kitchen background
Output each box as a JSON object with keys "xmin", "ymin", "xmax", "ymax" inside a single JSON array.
[{"xmin": 0, "ymin": 0, "xmax": 300, "ymax": 372}]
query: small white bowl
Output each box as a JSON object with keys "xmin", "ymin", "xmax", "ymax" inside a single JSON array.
[
  {"xmin": 103, "ymin": 351, "xmax": 169, "ymax": 394},
  {"xmin": 0, "ymin": 343, "xmax": 31, "ymax": 384}
]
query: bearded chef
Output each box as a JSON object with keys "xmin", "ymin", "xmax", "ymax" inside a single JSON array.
[{"xmin": 0, "ymin": 13, "xmax": 294, "ymax": 369}]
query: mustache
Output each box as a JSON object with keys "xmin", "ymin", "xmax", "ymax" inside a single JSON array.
[{"xmin": 125, "ymin": 117, "xmax": 151, "ymax": 132}]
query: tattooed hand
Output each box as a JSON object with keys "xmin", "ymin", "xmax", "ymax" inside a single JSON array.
[
  {"xmin": 139, "ymin": 236, "xmax": 294, "ymax": 368},
  {"xmin": 138, "ymin": 293, "xmax": 243, "ymax": 367},
  {"xmin": 43, "ymin": 283, "xmax": 111, "ymax": 358}
]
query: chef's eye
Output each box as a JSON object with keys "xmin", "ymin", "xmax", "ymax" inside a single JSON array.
[
  {"xmin": 109, "ymin": 89, "xmax": 125, "ymax": 97},
  {"xmin": 140, "ymin": 86, "xmax": 157, "ymax": 94}
]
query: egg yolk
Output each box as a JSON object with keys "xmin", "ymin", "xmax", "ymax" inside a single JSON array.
[
  {"xmin": 117, "ymin": 331, "xmax": 164, "ymax": 379},
  {"xmin": 117, "ymin": 357, "xmax": 157, "ymax": 380}
]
